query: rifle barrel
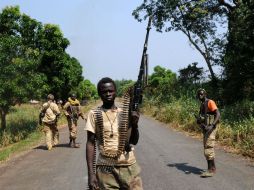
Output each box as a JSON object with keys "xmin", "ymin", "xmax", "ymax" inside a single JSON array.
[{"xmin": 138, "ymin": 16, "xmax": 152, "ymax": 81}]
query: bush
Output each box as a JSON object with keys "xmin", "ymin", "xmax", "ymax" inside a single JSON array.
[
  {"xmin": 0, "ymin": 104, "xmax": 40, "ymax": 147},
  {"xmin": 222, "ymin": 100, "xmax": 254, "ymax": 122},
  {"xmin": 141, "ymin": 96, "xmax": 254, "ymax": 158}
]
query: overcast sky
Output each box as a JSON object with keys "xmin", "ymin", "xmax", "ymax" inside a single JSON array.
[{"xmin": 0, "ymin": 0, "xmax": 207, "ymax": 84}]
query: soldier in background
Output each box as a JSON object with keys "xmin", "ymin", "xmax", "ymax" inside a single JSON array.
[
  {"xmin": 63, "ymin": 93, "xmax": 84, "ymax": 148},
  {"xmin": 196, "ymin": 88, "xmax": 220, "ymax": 177},
  {"xmin": 40, "ymin": 94, "xmax": 61, "ymax": 150}
]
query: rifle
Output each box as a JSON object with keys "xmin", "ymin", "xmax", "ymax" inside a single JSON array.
[
  {"xmin": 194, "ymin": 114, "xmax": 214, "ymax": 143},
  {"xmin": 132, "ymin": 16, "xmax": 152, "ymax": 111},
  {"xmin": 125, "ymin": 17, "xmax": 152, "ymax": 152}
]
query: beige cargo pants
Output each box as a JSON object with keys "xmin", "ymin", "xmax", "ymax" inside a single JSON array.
[
  {"xmin": 67, "ymin": 117, "xmax": 78, "ymax": 140},
  {"xmin": 203, "ymin": 127, "xmax": 217, "ymax": 160},
  {"xmin": 43, "ymin": 123, "xmax": 59, "ymax": 150}
]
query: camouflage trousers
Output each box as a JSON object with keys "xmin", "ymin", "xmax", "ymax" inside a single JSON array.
[
  {"xmin": 67, "ymin": 117, "xmax": 78, "ymax": 140},
  {"xmin": 96, "ymin": 162, "xmax": 143, "ymax": 190},
  {"xmin": 43, "ymin": 123, "xmax": 59, "ymax": 149},
  {"xmin": 203, "ymin": 127, "xmax": 217, "ymax": 160}
]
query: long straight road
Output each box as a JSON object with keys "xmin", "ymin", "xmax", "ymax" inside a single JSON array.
[{"xmin": 0, "ymin": 115, "xmax": 254, "ymax": 190}]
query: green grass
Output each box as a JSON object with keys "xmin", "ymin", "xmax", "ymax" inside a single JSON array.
[
  {"xmin": 141, "ymin": 98, "xmax": 254, "ymax": 159},
  {"xmin": 0, "ymin": 104, "xmax": 40, "ymax": 147},
  {"xmin": 0, "ymin": 131, "xmax": 43, "ymax": 162},
  {"xmin": 0, "ymin": 100, "xmax": 99, "ymax": 162}
]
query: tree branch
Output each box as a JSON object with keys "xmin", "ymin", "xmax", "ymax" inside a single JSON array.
[{"xmin": 218, "ymin": 0, "xmax": 234, "ymax": 11}]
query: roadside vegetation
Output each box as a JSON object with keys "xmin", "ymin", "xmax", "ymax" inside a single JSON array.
[
  {"xmin": 0, "ymin": 6, "xmax": 98, "ymax": 162},
  {"xmin": 141, "ymin": 97, "xmax": 254, "ymax": 159},
  {"xmin": 116, "ymin": 67, "xmax": 254, "ymax": 159},
  {"xmin": 130, "ymin": 0, "xmax": 254, "ymax": 158},
  {"xmin": 0, "ymin": 101, "xmax": 97, "ymax": 162}
]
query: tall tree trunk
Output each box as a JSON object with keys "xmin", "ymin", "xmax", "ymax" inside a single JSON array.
[
  {"xmin": 204, "ymin": 55, "xmax": 218, "ymax": 89},
  {"xmin": 183, "ymin": 30, "xmax": 218, "ymax": 87},
  {"xmin": 0, "ymin": 108, "xmax": 7, "ymax": 130}
]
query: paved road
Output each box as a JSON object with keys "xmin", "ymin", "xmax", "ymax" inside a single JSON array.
[{"xmin": 0, "ymin": 116, "xmax": 254, "ymax": 190}]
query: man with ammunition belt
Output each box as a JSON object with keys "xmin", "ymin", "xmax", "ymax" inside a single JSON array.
[
  {"xmin": 63, "ymin": 93, "xmax": 84, "ymax": 148},
  {"xmin": 40, "ymin": 94, "xmax": 60, "ymax": 150},
  {"xmin": 196, "ymin": 88, "xmax": 220, "ymax": 177},
  {"xmin": 85, "ymin": 77, "xmax": 143, "ymax": 190}
]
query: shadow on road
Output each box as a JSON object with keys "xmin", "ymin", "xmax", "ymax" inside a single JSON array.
[
  {"xmin": 167, "ymin": 163, "xmax": 204, "ymax": 175},
  {"xmin": 54, "ymin": 143, "xmax": 72, "ymax": 148},
  {"xmin": 34, "ymin": 143, "xmax": 72, "ymax": 150},
  {"xmin": 33, "ymin": 145, "xmax": 47, "ymax": 150}
]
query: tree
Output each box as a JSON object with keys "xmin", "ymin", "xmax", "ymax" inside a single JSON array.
[
  {"xmin": 223, "ymin": 0, "xmax": 254, "ymax": 103},
  {"xmin": 0, "ymin": 6, "xmax": 87, "ymax": 129},
  {"xmin": 148, "ymin": 65, "xmax": 177, "ymax": 101},
  {"xmin": 133, "ymin": 0, "xmax": 231, "ymax": 86},
  {"xmin": 0, "ymin": 7, "xmax": 46, "ymax": 129},
  {"xmin": 115, "ymin": 79, "xmax": 134, "ymax": 97},
  {"xmin": 178, "ymin": 62, "xmax": 204, "ymax": 85},
  {"xmin": 75, "ymin": 79, "xmax": 98, "ymax": 100},
  {"xmin": 36, "ymin": 23, "xmax": 84, "ymax": 100}
]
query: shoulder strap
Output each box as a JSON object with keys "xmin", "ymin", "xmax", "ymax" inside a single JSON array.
[
  {"xmin": 41, "ymin": 103, "xmax": 51, "ymax": 113},
  {"xmin": 204, "ymin": 99, "xmax": 209, "ymax": 115},
  {"xmin": 204, "ymin": 99, "xmax": 209, "ymax": 125}
]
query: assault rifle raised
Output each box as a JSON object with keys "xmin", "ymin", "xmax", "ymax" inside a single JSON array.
[
  {"xmin": 132, "ymin": 16, "xmax": 152, "ymax": 112},
  {"xmin": 125, "ymin": 17, "xmax": 152, "ymax": 152}
]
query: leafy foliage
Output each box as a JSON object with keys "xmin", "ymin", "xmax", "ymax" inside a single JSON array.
[
  {"xmin": 0, "ymin": 7, "xmax": 47, "ymax": 129},
  {"xmin": 223, "ymin": 1, "xmax": 254, "ymax": 103},
  {"xmin": 133, "ymin": 0, "xmax": 229, "ymax": 83},
  {"xmin": 145, "ymin": 65, "xmax": 176, "ymax": 103},
  {"xmin": 0, "ymin": 6, "xmax": 95, "ymax": 129},
  {"xmin": 115, "ymin": 79, "xmax": 134, "ymax": 97},
  {"xmin": 75, "ymin": 79, "xmax": 98, "ymax": 100},
  {"xmin": 178, "ymin": 62, "xmax": 204, "ymax": 85}
]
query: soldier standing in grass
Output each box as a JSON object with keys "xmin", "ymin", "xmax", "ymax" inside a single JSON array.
[
  {"xmin": 40, "ymin": 94, "xmax": 60, "ymax": 150},
  {"xmin": 63, "ymin": 93, "xmax": 84, "ymax": 148},
  {"xmin": 85, "ymin": 77, "xmax": 143, "ymax": 190},
  {"xmin": 196, "ymin": 88, "xmax": 220, "ymax": 177}
]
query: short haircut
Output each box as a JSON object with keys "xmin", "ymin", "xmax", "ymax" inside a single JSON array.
[
  {"xmin": 97, "ymin": 77, "xmax": 116, "ymax": 95},
  {"xmin": 197, "ymin": 88, "xmax": 207, "ymax": 95},
  {"xmin": 47, "ymin": 94, "xmax": 54, "ymax": 100}
]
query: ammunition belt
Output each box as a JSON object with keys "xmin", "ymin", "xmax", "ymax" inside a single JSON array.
[{"xmin": 94, "ymin": 90, "xmax": 131, "ymax": 165}]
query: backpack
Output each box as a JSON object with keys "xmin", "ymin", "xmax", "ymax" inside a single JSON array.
[{"xmin": 39, "ymin": 103, "xmax": 50, "ymax": 125}]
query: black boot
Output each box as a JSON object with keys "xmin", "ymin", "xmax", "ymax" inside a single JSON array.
[
  {"xmin": 210, "ymin": 159, "xmax": 216, "ymax": 173},
  {"xmin": 69, "ymin": 139, "xmax": 73, "ymax": 147}
]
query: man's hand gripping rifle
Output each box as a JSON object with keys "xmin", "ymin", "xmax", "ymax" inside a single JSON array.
[
  {"xmin": 195, "ymin": 114, "xmax": 214, "ymax": 143},
  {"xmin": 125, "ymin": 17, "xmax": 152, "ymax": 152}
]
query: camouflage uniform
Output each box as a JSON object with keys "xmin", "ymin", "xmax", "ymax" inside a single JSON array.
[
  {"xmin": 41, "ymin": 100, "xmax": 60, "ymax": 150},
  {"xmin": 204, "ymin": 127, "xmax": 217, "ymax": 158},
  {"xmin": 97, "ymin": 162, "xmax": 142, "ymax": 190},
  {"xmin": 196, "ymin": 89, "xmax": 220, "ymax": 178},
  {"xmin": 199, "ymin": 100, "xmax": 218, "ymax": 160},
  {"xmin": 85, "ymin": 107, "xmax": 143, "ymax": 190},
  {"xmin": 63, "ymin": 97, "xmax": 83, "ymax": 147}
]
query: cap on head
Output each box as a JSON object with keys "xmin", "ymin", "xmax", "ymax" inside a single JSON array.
[{"xmin": 47, "ymin": 94, "xmax": 54, "ymax": 100}]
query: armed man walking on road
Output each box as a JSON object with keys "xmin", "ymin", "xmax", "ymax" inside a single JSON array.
[
  {"xmin": 196, "ymin": 88, "xmax": 220, "ymax": 177},
  {"xmin": 63, "ymin": 93, "xmax": 84, "ymax": 148},
  {"xmin": 40, "ymin": 94, "xmax": 61, "ymax": 151},
  {"xmin": 85, "ymin": 77, "xmax": 143, "ymax": 190}
]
